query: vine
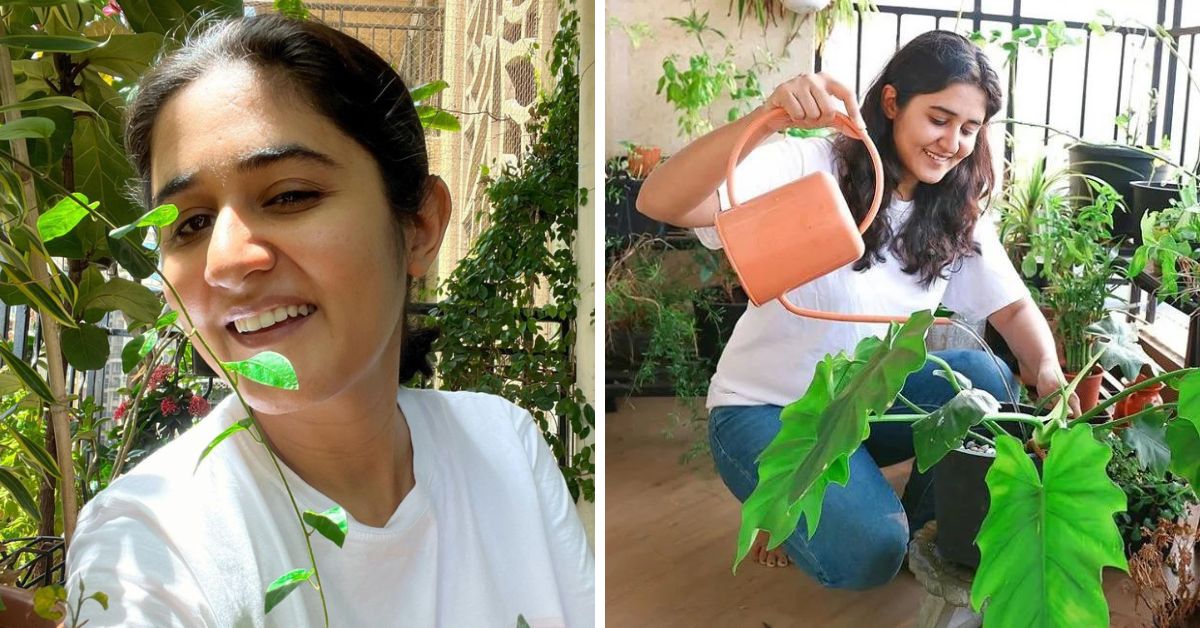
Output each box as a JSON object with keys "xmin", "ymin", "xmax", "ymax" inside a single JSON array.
[{"xmin": 433, "ymin": 0, "xmax": 594, "ymax": 502}]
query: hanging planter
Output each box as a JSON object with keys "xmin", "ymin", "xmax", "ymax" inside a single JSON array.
[{"xmin": 781, "ymin": 0, "xmax": 831, "ymax": 13}]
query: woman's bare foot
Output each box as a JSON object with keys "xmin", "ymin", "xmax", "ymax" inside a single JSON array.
[{"xmin": 750, "ymin": 530, "xmax": 790, "ymax": 568}]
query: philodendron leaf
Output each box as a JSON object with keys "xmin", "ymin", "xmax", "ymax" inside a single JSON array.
[
  {"xmin": 1120, "ymin": 408, "xmax": 1171, "ymax": 477},
  {"xmin": 221, "ymin": 352, "xmax": 299, "ymax": 390},
  {"xmin": 912, "ymin": 387, "xmax": 1000, "ymax": 473},
  {"xmin": 303, "ymin": 506, "xmax": 348, "ymax": 548},
  {"xmin": 264, "ymin": 568, "xmax": 313, "ymax": 614},
  {"xmin": 1165, "ymin": 415, "xmax": 1200, "ymax": 492},
  {"xmin": 1087, "ymin": 313, "xmax": 1151, "ymax": 380},
  {"xmin": 195, "ymin": 418, "xmax": 252, "ymax": 473},
  {"xmin": 970, "ymin": 425, "xmax": 1127, "ymax": 626},
  {"xmin": 37, "ymin": 194, "xmax": 98, "ymax": 242},
  {"xmin": 735, "ymin": 311, "xmax": 933, "ymax": 570}
]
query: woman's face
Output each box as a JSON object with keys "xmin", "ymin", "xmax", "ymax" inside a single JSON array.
[
  {"xmin": 883, "ymin": 82, "xmax": 987, "ymax": 193},
  {"xmin": 152, "ymin": 63, "xmax": 443, "ymax": 414}
]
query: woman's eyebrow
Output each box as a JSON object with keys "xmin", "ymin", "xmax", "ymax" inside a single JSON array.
[
  {"xmin": 930, "ymin": 105, "xmax": 982, "ymax": 126},
  {"xmin": 152, "ymin": 143, "xmax": 342, "ymax": 207}
]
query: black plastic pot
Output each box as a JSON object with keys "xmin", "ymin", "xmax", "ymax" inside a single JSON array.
[
  {"xmin": 1068, "ymin": 143, "xmax": 1155, "ymax": 242},
  {"xmin": 604, "ymin": 177, "xmax": 664, "ymax": 242},
  {"xmin": 1130, "ymin": 181, "xmax": 1183, "ymax": 245},
  {"xmin": 933, "ymin": 406, "xmax": 1041, "ymax": 568},
  {"xmin": 693, "ymin": 286, "xmax": 748, "ymax": 365}
]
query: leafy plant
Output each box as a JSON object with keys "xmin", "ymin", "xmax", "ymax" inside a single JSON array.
[
  {"xmin": 656, "ymin": 6, "xmax": 737, "ymax": 140},
  {"xmin": 727, "ymin": 0, "xmax": 877, "ymax": 55},
  {"xmin": 1106, "ymin": 429, "xmax": 1197, "ymax": 556},
  {"xmin": 968, "ymin": 20, "xmax": 1080, "ymax": 67},
  {"xmin": 433, "ymin": 1, "xmax": 594, "ymax": 503},
  {"xmin": 736, "ymin": 311, "xmax": 1200, "ymax": 626},
  {"xmin": 1130, "ymin": 179, "xmax": 1200, "ymax": 301},
  {"xmin": 993, "ymin": 158, "xmax": 1070, "ymax": 281}
]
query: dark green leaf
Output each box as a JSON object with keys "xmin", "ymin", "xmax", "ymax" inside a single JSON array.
[
  {"xmin": 0, "ymin": 117, "xmax": 55, "ymax": 141},
  {"xmin": 0, "ymin": 34, "xmax": 100, "ymax": 53},
  {"xmin": 913, "ymin": 388, "xmax": 1000, "ymax": 472},
  {"xmin": 106, "ymin": 234, "xmax": 157, "ymax": 279},
  {"xmin": 37, "ymin": 194, "xmax": 98, "ymax": 242},
  {"xmin": 1121, "ymin": 409, "xmax": 1171, "ymax": 476},
  {"xmin": 120, "ymin": 329, "xmax": 156, "ymax": 374},
  {"xmin": 221, "ymin": 351, "xmax": 299, "ymax": 390},
  {"xmin": 75, "ymin": 33, "xmax": 165, "ymax": 80},
  {"xmin": 0, "ymin": 343, "xmax": 52, "ymax": 404},
  {"xmin": 264, "ymin": 568, "xmax": 312, "ymax": 614},
  {"xmin": 73, "ymin": 116, "xmax": 139, "ymax": 226},
  {"xmin": 81, "ymin": 276, "xmax": 162, "ymax": 324},
  {"xmin": 7, "ymin": 424, "xmax": 60, "ymax": 481},
  {"xmin": 60, "ymin": 323, "xmax": 110, "ymax": 371},
  {"xmin": 0, "ymin": 96, "xmax": 97, "ymax": 117},
  {"xmin": 517, "ymin": 615, "xmax": 531, "ymax": 628},
  {"xmin": 195, "ymin": 418, "xmax": 252, "ymax": 473},
  {"xmin": 0, "ymin": 467, "xmax": 39, "ymax": 522},
  {"xmin": 302, "ymin": 506, "xmax": 348, "ymax": 548},
  {"xmin": 119, "ymin": 0, "xmax": 242, "ymax": 36}
]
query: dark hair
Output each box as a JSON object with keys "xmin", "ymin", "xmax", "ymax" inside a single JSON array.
[
  {"xmin": 834, "ymin": 30, "xmax": 1003, "ymax": 286},
  {"xmin": 125, "ymin": 14, "xmax": 438, "ymax": 382}
]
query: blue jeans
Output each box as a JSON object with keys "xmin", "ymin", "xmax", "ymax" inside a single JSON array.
[{"xmin": 708, "ymin": 349, "xmax": 1018, "ymax": 590}]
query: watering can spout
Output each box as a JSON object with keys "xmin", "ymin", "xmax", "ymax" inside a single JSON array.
[{"xmin": 716, "ymin": 107, "xmax": 951, "ymax": 325}]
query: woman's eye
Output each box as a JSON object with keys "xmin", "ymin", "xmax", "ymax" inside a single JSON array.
[
  {"xmin": 172, "ymin": 213, "xmax": 213, "ymax": 240},
  {"xmin": 267, "ymin": 190, "xmax": 322, "ymax": 207},
  {"xmin": 931, "ymin": 118, "xmax": 948, "ymax": 126}
]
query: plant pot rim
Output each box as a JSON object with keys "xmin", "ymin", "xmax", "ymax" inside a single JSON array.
[{"xmin": 1068, "ymin": 142, "xmax": 1158, "ymax": 158}]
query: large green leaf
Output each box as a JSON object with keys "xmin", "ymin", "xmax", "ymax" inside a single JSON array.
[
  {"xmin": 1121, "ymin": 409, "xmax": 1171, "ymax": 477},
  {"xmin": 118, "ymin": 0, "xmax": 243, "ymax": 36},
  {"xmin": 109, "ymin": 204, "xmax": 179, "ymax": 239},
  {"xmin": 36, "ymin": 194, "xmax": 98, "ymax": 242},
  {"xmin": 0, "ymin": 467, "xmax": 40, "ymax": 522},
  {"xmin": 0, "ymin": 343, "xmax": 52, "ymax": 404},
  {"xmin": 1086, "ymin": 314, "xmax": 1151, "ymax": 380},
  {"xmin": 221, "ymin": 352, "xmax": 299, "ymax": 390},
  {"xmin": 410, "ymin": 80, "xmax": 449, "ymax": 102},
  {"xmin": 0, "ymin": 96, "xmax": 97, "ymax": 117},
  {"xmin": 0, "ymin": 117, "xmax": 54, "ymax": 141},
  {"xmin": 76, "ymin": 33, "xmax": 165, "ymax": 80},
  {"xmin": 106, "ymin": 234, "xmax": 157, "ymax": 279},
  {"xmin": 263, "ymin": 568, "xmax": 312, "ymax": 614},
  {"xmin": 1165, "ymin": 415, "xmax": 1200, "ymax": 492},
  {"xmin": 735, "ymin": 311, "xmax": 933, "ymax": 569},
  {"xmin": 79, "ymin": 276, "xmax": 161, "ymax": 325},
  {"xmin": 72, "ymin": 116, "xmax": 139, "ymax": 226},
  {"xmin": 60, "ymin": 323, "xmax": 110, "ymax": 371},
  {"xmin": 912, "ymin": 387, "xmax": 1000, "ymax": 473},
  {"xmin": 0, "ymin": 34, "xmax": 100, "ymax": 53},
  {"xmin": 970, "ymin": 426, "xmax": 1127, "ymax": 626}
]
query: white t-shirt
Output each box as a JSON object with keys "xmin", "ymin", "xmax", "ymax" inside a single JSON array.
[
  {"xmin": 66, "ymin": 388, "xmax": 594, "ymax": 627},
  {"xmin": 695, "ymin": 135, "xmax": 1028, "ymax": 408}
]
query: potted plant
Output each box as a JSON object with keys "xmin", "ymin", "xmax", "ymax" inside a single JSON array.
[
  {"xmin": 606, "ymin": 148, "xmax": 665, "ymax": 241},
  {"xmin": 726, "ymin": 0, "xmax": 877, "ymax": 54},
  {"xmin": 1129, "ymin": 178, "xmax": 1200, "ymax": 307},
  {"xmin": 627, "ymin": 143, "xmax": 662, "ymax": 179},
  {"xmin": 735, "ymin": 309, "xmax": 1200, "ymax": 626},
  {"xmin": 691, "ymin": 247, "xmax": 748, "ymax": 366},
  {"xmin": 656, "ymin": 6, "xmax": 738, "ymax": 140}
]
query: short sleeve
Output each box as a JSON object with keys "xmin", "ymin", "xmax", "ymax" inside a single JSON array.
[
  {"xmin": 512, "ymin": 406, "xmax": 595, "ymax": 628},
  {"xmin": 694, "ymin": 136, "xmax": 836, "ymax": 249},
  {"xmin": 67, "ymin": 500, "xmax": 215, "ymax": 627},
  {"xmin": 941, "ymin": 214, "xmax": 1030, "ymax": 321}
]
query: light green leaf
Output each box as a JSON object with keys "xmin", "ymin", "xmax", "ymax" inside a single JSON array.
[
  {"xmin": 912, "ymin": 387, "xmax": 1000, "ymax": 473},
  {"xmin": 73, "ymin": 115, "xmax": 140, "ymax": 226},
  {"xmin": 76, "ymin": 33, "xmax": 165, "ymax": 80},
  {"xmin": 7, "ymin": 423, "xmax": 60, "ymax": 481},
  {"xmin": 88, "ymin": 591, "xmax": 109, "ymax": 610},
  {"xmin": 0, "ymin": 116, "xmax": 55, "ymax": 141},
  {"xmin": 1165, "ymin": 415, "xmax": 1200, "ymax": 492},
  {"xmin": 120, "ymin": 329, "xmax": 156, "ymax": 374},
  {"xmin": 221, "ymin": 351, "xmax": 299, "ymax": 390},
  {"xmin": 409, "ymin": 80, "xmax": 449, "ymax": 103},
  {"xmin": 155, "ymin": 311, "xmax": 179, "ymax": 329},
  {"xmin": 60, "ymin": 323, "xmax": 110, "ymax": 371},
  {"xmin": 31, "ymin": 585, "xmax": 65, "ymax": 621},
  {"xmin": 735, "ymin": 311, "xmax": 933, "ymax": 570},
  {"xmin": 0, "ymin": 96, "xmax": 98, "ymax": 117},
  {"xmin": 0, "ymin": 34, "xmax": 100, "ymax": 53},
  {"xmin": 0, "ymin": 343, "xmax": 53, "ymax": 404},
  {"xmin": 1121, "ymin": 409, "xmax": 1171, "ymax": 477},
  {"xmin": 303, "ymin": 506, "xmax": 348, "ymax": 548},
  {"xmin": 264, "ymin": 568, "xmax": 312, "ymax": 614},
  {"xmin": 109, "ymin": 204, "xmax": 179, "ymax": 240},
  {"xmin": 37, "ymin": 194, "xmax": 98, "ymax": 242},
  {"xmin": 195, "ymin": 418, "xmax": 252, "ymax": 473},
  {"xmin": 0, "ymin": 467, "xmax": 40, "ymax": 522},
  {"xmin": 418, "ymin": 107, "xmax": 461, "ymax": 132},
  {"xmin": 970, "ymin": 426, "xmax": 1127, "ymax": 626}
]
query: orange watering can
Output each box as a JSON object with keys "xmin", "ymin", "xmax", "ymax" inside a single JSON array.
[{"xmin": 716, "ymin": 107, "xmax": 951, "ymax": 325}]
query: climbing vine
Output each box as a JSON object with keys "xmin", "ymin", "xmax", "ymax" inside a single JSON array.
[{"xmin": 433, "ymin": 0, "xmax": 594, "ymax": 502}]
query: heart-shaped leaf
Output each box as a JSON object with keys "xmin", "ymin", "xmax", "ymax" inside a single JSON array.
[
  {"xmin": 221, "ymin": 352, "xmax": 299, "ymax": 390},
  {"xmin": 195, "ymin": 418, "xmax": 252, "ymax": 473},
  {"xmin": 1166, "ymin": 415, "xmax": 1200, "ymax": 493},
  {"xmin": 912, "ymin": 387, "xmax": 1000, "ymax": 473},
  {"xmin": 970, "ymin": 425, "xmax": 1127, "ymax": 626},
  {"xmin": 736, "ymin": 311, "xmax": 932, "ymax": 570},
  {"xmin": 303, "ymin": 506, "xmax": 348, "ymax": 548},
  {"xmin": 61, "ymin": 323, "xmax": 110, "ymax": 371},
  {"xmin": 1120, "ymin": 409, "xmax": 1171, "ymax": 477},
  {"xmin": 36, "ymin": 194, "xmax": 98, "ymax": 242},
  {"xmin": 264, "ymin": 568, "xmax": 312, "ymax": 614}
]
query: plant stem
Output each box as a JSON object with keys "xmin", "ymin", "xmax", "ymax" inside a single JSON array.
[
  {"xmin": 1071, "ymin": 368, "xmax": 1197, "ymax": 427},
  {"xmin": 925, "ymin": 354, "xmax": 962, "ymax": 393},
  {"xmin": 893, "ymin": 393, "xmax": 928, "ymax": 415},
  {"xmin": 967, "ymin": 430, "xmax": 996, "ymax": 447},
  {"xmin": 110, "ymin": 343, "xmax": 165, "ymax": 479},
  {"xmin": 1092, "ymin": 402, "xmax": 1177, "ymax": 432}
]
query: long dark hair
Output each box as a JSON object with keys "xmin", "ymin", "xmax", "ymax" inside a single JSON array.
[
  {"xmin": 125, "ymin": 14, "xmax": 438, "ymax": 382},
  {"xmin": 834, "ymin": 30, "xmax": 1003, "ymax": 286}
]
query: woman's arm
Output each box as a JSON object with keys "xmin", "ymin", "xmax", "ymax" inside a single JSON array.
[
  {"xmin": 636, "ymin": 72, "xmax": 864, "ymax": 229},
  {"xmin": 988, "ymin": 296, "xmax": 1081, "ymax": 415}
]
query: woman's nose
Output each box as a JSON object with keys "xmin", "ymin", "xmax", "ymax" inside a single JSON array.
[{"xmin": 202, "ymin": 207, "xmax": 275, "ymax": 289}]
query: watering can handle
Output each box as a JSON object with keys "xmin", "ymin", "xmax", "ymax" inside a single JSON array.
[{"xmin": 723, "ymin": 106, "xmax": 953, "ymax": 326}]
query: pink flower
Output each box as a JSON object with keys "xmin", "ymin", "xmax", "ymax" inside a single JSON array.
[
  {"xmin": 148, "ymin": 364, "xmax": 177, "ymax": 390},
  {"xmin": 160, "ymin": 397, "xmax": 179, "ymax": 416},
  {"xmin": 188, "ymin": 394, "xmax": 211, "ymax": 417},
  {"xmin": 101, "ymin": 0, "xmax": 121, "ymax": 17},
  {"xmin": 114, "ymin": 399, "xmax": 128, "ymax": 423}
]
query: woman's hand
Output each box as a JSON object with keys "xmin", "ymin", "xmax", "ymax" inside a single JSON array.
[
  {"xmin": 1034, "ymin": 360, "xmax": 1081, "ymax": 417},
  {"xmin": 760, "ymin": 72, "xmax": 865, "ymax": 133}
]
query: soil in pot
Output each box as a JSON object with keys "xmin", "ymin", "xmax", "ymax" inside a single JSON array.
[{"xmin": 933, "ymin": 408, "xmax": 1040, "ymax": 568}]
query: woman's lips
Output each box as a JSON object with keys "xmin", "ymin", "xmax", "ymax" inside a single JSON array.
[{"xmin": 225, "ymin": 308, "xmax": 315, "ymax": 350}]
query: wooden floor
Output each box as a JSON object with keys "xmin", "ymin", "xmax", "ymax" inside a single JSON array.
[{"xmin": 605, "ymin": 396, "xmax": 923, "ymax": 628}]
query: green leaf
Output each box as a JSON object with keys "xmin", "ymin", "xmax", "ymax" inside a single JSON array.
[
  {"xmin": 0, "ymin": 116, "xmax": 55, "ymax": 141},
  {"xmin": 38, "ymin": 194, "xmax": 98, "ymax": 243},
  {"xmin": 0, "ymin": 96, "xmax": 98, "ymax": 117},
  {"xmin": 221, "ymin": 351, "xmax": 299, "ymax": 390},
  {"xmin": 80, "ymin": 276, "xmax": 162, "ymax": 325},
  {"xmin": 1121, "ymin": 409, "xmax": 1171, "ymax": 477},
  {"xmin": 409, "ymin": 80, "xmax": 449, "ymax": 103},
  {"xmin": 0, "ymin": 34, "xmax": 100, "ymax": 53},
  {"xmin": 107, "ymin": 234, "xmax": 157, "ymax": 280},
  {"xmin": 109, "ymin": 204, "xmax": 179, "ymax": 239},
  {"xmin": 264, "ymin": 568, "xmax": 312, "ymax": 614},
  {"xmin": 912, "ymin": 388, "xmax": 1000, "ymax": 473},
  {"xmin": 155, "ymin": 311, "xmax": 179, "ymax": 329},
  {"xmin": 118, "ymin": 0, "xmax": 242, "ymax": 36},
  {"xmin": 1086, "ymin": 314, "xmax": 1151, "ymax": 380},
  {"xmin": 88, "ymin": 591, "xmax": 109, "ymax": 610},
  {"xmin": 420, "ymin": 109, "xmax": 461, "ymax": 132},
  {"xmin": 970, "ymin": 426, "xmax": 1127, "ymax": 626},
  {"xmin": 195, "ymin": 418, "xmax": 252, "ymax": 472},
  {"xmin": 7, "ymin": 423, "xmax": 60, "ymax": 481},
  {"xmin": 32, "ymin": 585, "xmax": 65, "ymax": 621},
  {"xmin": 0, "ymin": 467, "xmax": 40, "ymax": 522},
  {"xmin": 302, "ymin": 505, "xmax": 348, "ymax": 548},
  {"xmin": 75, "ymin": 33, "xmax": 165, "ymax": 81},
  {"xmin": 120, "ymin": 329, "xmax": 156, "ymax": 374},
  {"xmin": 1165, "ymin": 415, "xmax": 1200, "ymax": 491},
  {"xmin": 517, "ymin": 615, "xmax": 531, "ymax": 628},
  {"xmin": 0, "ymin": 343, "xmax": 53, "ymax": 404},
  {"xmin": 735, "ymin": 311, "xmax": 933, "ymax": 570},
  {"xmin": 60, "ymin": 323, "xmax": 110, "ymax": 371},
  {"xmin": 73, "ymin": 115, "xmax": 140, "ymax": 226}
]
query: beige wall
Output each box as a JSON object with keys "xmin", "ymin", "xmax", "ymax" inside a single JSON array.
[
  {"xmin": 605, "ymin": 1, "xmax": 817, "ymax": 157},
  {"xmin": 575, "ymin": 0, "xmax": 596, "ymax": 544}
]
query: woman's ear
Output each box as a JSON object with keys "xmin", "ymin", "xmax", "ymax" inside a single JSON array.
[
  {"xmin": 881, "ymin": 84, "xmax": 899, "ymax": 120},
  {"xmin": 405, "ymin": 175, "xmax": 452, "ymax": 278}
]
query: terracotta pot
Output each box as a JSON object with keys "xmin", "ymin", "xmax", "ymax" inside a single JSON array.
[
  {"xmin": 0, "ymin": 586, "xmax": 63, "ymax": 627},
  {"xmin": 1065, "ymin": 365, "xmax": 1105, "ymax": 413},
  {"xmin": 627, "ymin": 145, "xmax": 661, "ymax": 179},
  {"xmin": 1113, "ymin": 374, "xmax": 1165, "ymax": 421}
]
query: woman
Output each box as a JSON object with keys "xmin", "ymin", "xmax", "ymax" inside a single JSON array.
[
  {"xmin": 638, "ymin": 31, "xmax": 1070, "ymax": 589},
  {"xmin": 65, "ymin": 15, "xmax": 593, "ymax": 626}
]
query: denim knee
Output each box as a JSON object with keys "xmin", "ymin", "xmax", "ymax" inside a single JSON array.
[
  {"xmin": 814, "ymin": 510, "xmax": 909, "ymax": 590},
  {"xmin": 938, "ymin": 349, "xmax": 1018, "ymax": 401}
]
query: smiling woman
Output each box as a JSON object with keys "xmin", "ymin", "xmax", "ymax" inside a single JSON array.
[{"xmin": 63, "ymin": 14, "xmax": 593, "ymax": 628}]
